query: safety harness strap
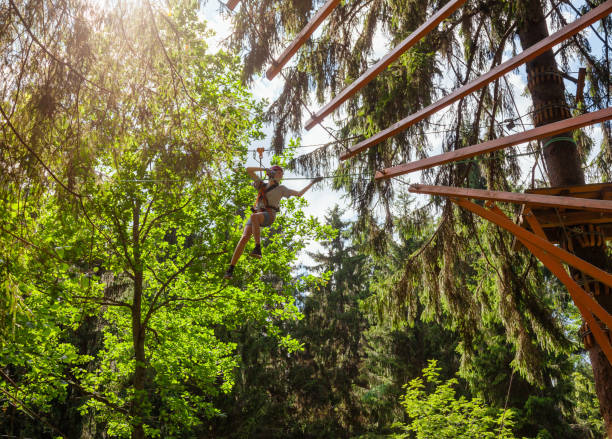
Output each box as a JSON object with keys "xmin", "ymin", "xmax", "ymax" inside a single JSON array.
[{"xmin": 253, "ymin": 182, "xmax": 280, "ymax": 212}]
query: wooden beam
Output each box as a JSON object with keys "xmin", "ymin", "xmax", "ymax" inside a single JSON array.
[
  {"xmin": 449, "ymin": 197, "xmax": 612, "ymax": 287},
  {"xmin": 375, "ymin": 107, "xmax": 612, "ymax": 179},
  {"xmin": 226, "ymin": 0, "xmax": 240, "ymax": 11},
  {"xmin": 266, "ymin": 0, "xmax": 340, "ymax": 80},
  {"xmin": 340, "ymin": 0, "xmax": 612, "ymax": 160},
  {"xmin": 304, "ymin": 0, "xmax": 467, "ymax": 130},
  {"xmin": 527, "ymin": 182, "xmax": 612, "ymax": 196},
  {"xmin": 514, "ymin": 208, "xmax": 612, "ymax": 364},
  {"xmin": 497, "ymin": 206, "xmax": 612, "ymax": 330},
  {"xmin": 407, "ymin": 184, "xmax": 612, "ymax": 213}
]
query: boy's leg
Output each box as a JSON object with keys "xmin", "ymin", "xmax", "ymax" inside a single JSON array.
[
  {"xmin": 229, "ymin": 224, "xmax": 253, "ymax": 266},
  {"xmin": 250, "ymin": 212, "xmax": 265, "ymax": 245}
]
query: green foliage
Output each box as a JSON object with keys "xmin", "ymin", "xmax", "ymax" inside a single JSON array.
[
  {"xmin": 392, "ymin": 360, "xmax": 519, "ymax": 439},
  {"xmin": 0, "ymin": 0, "xmax": 330, "ymax": 436}
]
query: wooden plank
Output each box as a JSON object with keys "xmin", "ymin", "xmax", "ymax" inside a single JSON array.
[
  {"xmin": 375, "ymin": 108, "xmax": 612, "ymax": 179},
  {"xmin": 407, "ymin": 184, "xmax": 612, "ymax": 212},
  {"xmin": 527, "ymin": 182, "xmax": 612, "ymax": 196},
  {"xmin": 340, "ymin": 0, "xmax": 612, "ymax": 160},
  {"xmin": 519, "ymin": 208, "xmax": 612, "ymax": 364},
  {"xmin": 449, "ymin": 197, "xmax": 612, "ymax": 287},
  {"xmin": 529, "ymin": 190, "xmax": 609, "ymax": 200},
  {"xmin": 531, "ymin": 210, "xmax": 612, "ymax": 228},
  {"xmin": 227, "ymin": 0, "xmax": 240, "ymax": 10},
  {"xmin": 266, "ymin": 0, "xmax": 340, "ymax": 80},
  {"xmin": 304, "ymin": 0, "xmax": 467, "ymax": 130}
]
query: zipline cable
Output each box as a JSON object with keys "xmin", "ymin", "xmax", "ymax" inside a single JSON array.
[{"xmin": 116, "ymin": 145, "xmax": 546, "ymax": 183}]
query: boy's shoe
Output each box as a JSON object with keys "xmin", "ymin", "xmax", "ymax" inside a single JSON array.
[
  {"xmin": 249, "ymin": 244, "xmax": 262, "ymax": 259},
  {"xmin": 223, "ymin": 265, "xmax": 235, "ymax": 279}
]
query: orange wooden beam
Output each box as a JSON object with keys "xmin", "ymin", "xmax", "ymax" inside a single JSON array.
[
  {"xmin": 448, "ymin": 197, "xmax": 612, "ymax": 287},
  {"xmin": 227, "ymin": 0, "xmax": 240, "ymax": 11},
  {"xmin": 304, "ymin": 0, "xmax": 467, "ymax": 130},
  {"xmin": 340, "ymin": 0, "xmax": 612, "ymax": 160},
  {"xmin": 521, "ymin": 208, "xmax": 612, "ymax": 328},
  {"xmin": 266, "ymin": 0, "xmax": 340, "ymax": 80},
  {"xmin": 407, "ymin": 184, "xmax": 612, "ymax": 213},
  {"xmin": 375, "ymin": 107, "xmax": 612, "ymax": 179},
  {"xmin": 501, "ymin": 206, "xmax": 612, "ymax": 364}
]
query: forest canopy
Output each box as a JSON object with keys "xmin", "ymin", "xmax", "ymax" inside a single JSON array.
[{"xmin": 1, "ymin": 0, "xmax": 611, "ymax": 438}]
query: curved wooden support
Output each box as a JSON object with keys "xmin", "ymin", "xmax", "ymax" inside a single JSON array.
[
  {"xmin": 340, "ymin": 0, "xmax": 612, "ymax": 160},
  {"xmin": 507, "ymin": 207, "xmax": 612, "ymax": 364},
  {"xmin": 447, "ymin": 197, "xmax": 612, "ymax": 288}
]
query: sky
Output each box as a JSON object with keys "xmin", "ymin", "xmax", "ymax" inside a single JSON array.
[{"xmin": 200, "ymin": 1, "xmax": 607, "ymax": 262}]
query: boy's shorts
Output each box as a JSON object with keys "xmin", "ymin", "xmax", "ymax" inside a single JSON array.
[{"xmin": 247, "ymin": 211, "xmax": 275, "ymax": 227}]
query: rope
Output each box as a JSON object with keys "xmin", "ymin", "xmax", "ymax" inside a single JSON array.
[
  {"xmin": 113, "ymin": 173, "xmax": 369, "ymax": 183},
  {"xmin": 116, "ymin": 146, "xmax": 546, "ymax": 183},
  {"xmin": 543, "ymin": 136, "xmax": 577, "ymax": 149},
  {"xmin": 498, "ymin": 369, "xmax": 515, "ymax": 438}
]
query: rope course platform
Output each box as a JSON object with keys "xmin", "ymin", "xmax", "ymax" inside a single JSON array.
[
  {"xmin": 521, "ymin": 183, "xmax": 612, "ymax": 241},
  {"xmin": 409, "ymin": 184, "xmax": 612, "ymax": 364}
]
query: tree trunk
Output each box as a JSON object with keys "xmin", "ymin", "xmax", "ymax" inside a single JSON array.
[
  {"xmin": 132, "ymin": 271, "xmax": 146, "ymax": 439},
  {"xmin": 131, "ymin": 203, "xmax": 147, "ymax": 439},
  {"xmin": 517, "ymin": 0, "xmax": 612, "ymax": 436}
]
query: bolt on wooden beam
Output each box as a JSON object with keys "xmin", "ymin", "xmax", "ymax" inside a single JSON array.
[
  {"xmin": 266, "ymin": 0, "xmax": 340, "ymax": 80},
  {"xmin": 340, "ymin": 0, "xmax": 612, "ymax": 160},
  {"xmin": 304, "ymin": 0, "xmax": 467, "ymax": 130},
  {"xmin": 375, "ymin": 107, "xmax": 612, "ymax": 179}
]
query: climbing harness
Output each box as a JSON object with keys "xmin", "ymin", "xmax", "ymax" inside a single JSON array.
[
  {"xmin": 252, "ymin": 182, "xmax": 280, "ymax": 213},
  {"xmin": 252, "ymin": 147, "xmax": 281, "ymax": 213}
]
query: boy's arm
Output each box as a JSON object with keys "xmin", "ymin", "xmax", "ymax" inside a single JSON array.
[
  {"xmin": 292, "ymin": 177, "xmax": 324, "ymax": 197},
  {"xmin": 246, "ymin": 167, "xmax": 266, "ymax": 181}
]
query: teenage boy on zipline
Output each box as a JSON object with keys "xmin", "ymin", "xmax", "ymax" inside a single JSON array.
[{"xmin": 224, "ymin": 165, "xmax": 322, "ymax": 279}]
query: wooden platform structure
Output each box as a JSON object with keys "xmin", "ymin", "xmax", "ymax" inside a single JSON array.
[
  {"xmin": 409, "ymin": 184, "xmax": 612, "ymax": 363},
  {"xmin": 524, "ymin": 183, "xmax": 612, "ymax": 244}
]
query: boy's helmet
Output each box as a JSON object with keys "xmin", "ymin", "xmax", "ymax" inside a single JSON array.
[{"xmin": 267, "ymin": 165, "xmax": 284, "ymax": 179}]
